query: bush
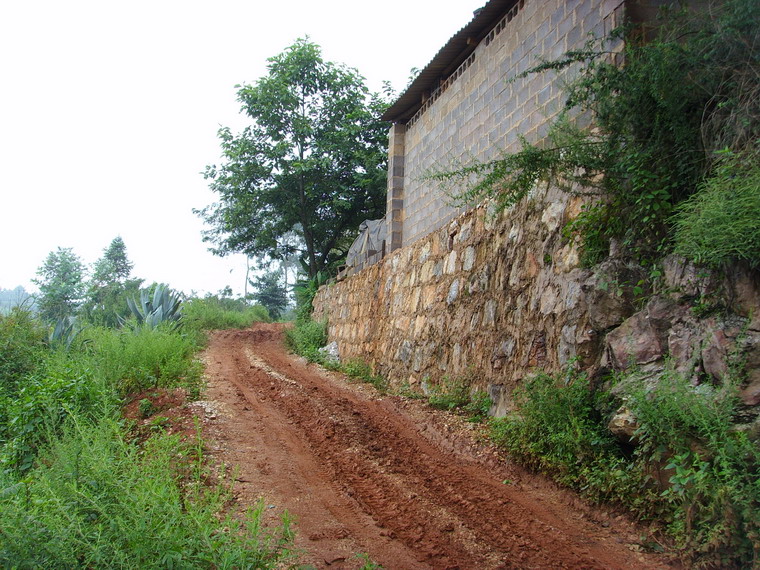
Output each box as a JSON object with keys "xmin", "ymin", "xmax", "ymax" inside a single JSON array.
[
  {"xmin": 0, "ymin": 351, "xmax": 117, "ymax": 472},
  {"xmin": 342, "ymin": 359, "xmax": 388, "ymax": 392},
  {"xmin": 488, "ymin": 369, "xmax": 638, "ymax": 500},
  {"xmin": 0, "ymin": 307, "xmax": 47, "ymax": 396},
  {"xmin": 489, "ymin": 363, "xmax": 760, "ymax": 567},
  {"xmin": 427, "ymin": 372, "xmax": 492, "ymax": 422},
  {"xmin": 673, "ymin": 148, "xmax": 760, "ymax": 268},
  {"xmin": 284, "ymin": 318, "xmax": 327, "ymax": 362},
  {"xmin": 627, "ymin": 371, "xmax": 760, "ymax": 566}
]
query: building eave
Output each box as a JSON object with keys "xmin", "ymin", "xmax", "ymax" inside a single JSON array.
[{"xmin": 381, "ymin": 0, "xmax": 519, "ymax": 123}]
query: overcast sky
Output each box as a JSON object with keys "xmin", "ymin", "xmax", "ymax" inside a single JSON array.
[{"xmin": 0, "ymin": 0, "xmax": 486, "ymax": 296}]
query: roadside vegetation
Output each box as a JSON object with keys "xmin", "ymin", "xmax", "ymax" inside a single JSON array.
[
  {"xmin": 0, "ymin": 255, "xmax": 289, "ymax": 565},
  {"xmin": 489, "ymin": 364, "xmax": 760, "ymax": 568}
]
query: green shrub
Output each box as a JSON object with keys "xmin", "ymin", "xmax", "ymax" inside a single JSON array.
[
  {"xmin": 488, "ymin": 369, "xmax": 636, "ymax": 499},
  {"xmin": 0, "ymin": 350, "xmax": 117, "ymax": 472},
  {"xmin": 0, "ymin": 307, "xmax": 47, "ymax": 396},
  {"xmin": 673, "ymin": 148, "xmax": 760, "ymax": 268},
  {"xmin": 84, "ymin": 326, "xmax": 203, "ymax": 396},
  {"xmin": 490, "ymin": 364, "xmax": 760, "ymax": 567},
  {"xmin": 183, "ymin": 297, "xmax": 270, "ymax": 332},
  {"xmin": 284, "ymin": 318, "xmax": 327, "ymax": 363},
  {"xmin": 427, "ymin": 372, "xmax": 492, "ymax": 422},
  {"xmin": 627, "ymin": 371, "xmax": 760, "ymax": 566},
  {"xmin": 342, "ymin": 359, "xmax": 388, "ymax": 392},
  {"xmin": 0, "ymin": 417, "xmax": 294, "ymax": 568}
]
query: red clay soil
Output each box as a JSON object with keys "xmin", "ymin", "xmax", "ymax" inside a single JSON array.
[{"xmin": 199, "ymin": 323, "xmax": 674, "ymax": 569}]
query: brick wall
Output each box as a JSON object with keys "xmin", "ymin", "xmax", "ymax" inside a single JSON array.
[{"xmin": 397, "ymin": 0, "xmax": 623, "ymax": 247}]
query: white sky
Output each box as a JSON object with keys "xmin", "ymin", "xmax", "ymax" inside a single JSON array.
[{"xmin": 0, "ymin": 0, "xmax": 484, "ymax": 296}]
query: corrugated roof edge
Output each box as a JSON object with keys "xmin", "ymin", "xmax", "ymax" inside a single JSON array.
[{"xmin": 381, "ymin": 0, "xmax": 517, "ymax": 123}]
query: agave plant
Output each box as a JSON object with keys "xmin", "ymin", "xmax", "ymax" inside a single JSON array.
[
  {"xmin": 122, "ymin": 284, "xmax": 183, "ymax": 330},
  {"xmin": 49, "ymin": 316, "xmax": 83, "ymax": 350}
]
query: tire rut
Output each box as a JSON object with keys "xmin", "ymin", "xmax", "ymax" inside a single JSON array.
[{"xmin": 201, "ymin": 324, "xmax": 673, "ymax": 569}]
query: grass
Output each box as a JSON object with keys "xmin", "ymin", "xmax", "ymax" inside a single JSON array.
[
  {"xmin": 183, "ymin": 297, "xmax": 270, "ymax": 333},
  {"xmin": 0, "ymin": 416, "xmax": 293, "ymax": 568},
  {"xmin": 341, "ymin": 359, "xmax": 388, "ymax": 393},
  {"xmin": 0, "ymin": 301, "xmax": 295, "ymax": 566},
  {"xmin": 81, "ymin": 325, "xmax": 204, "ymax": 397},
  {"xmin": 284, "ymin": 317, "xmax": 328, "ymax": 363},
  {"xmin": 673, "ymin": 148, "xmax": 760, "ymax": 268},
  {"xmin": 426, "ymin": 372, "xmax": 492, "ymax": 422}
]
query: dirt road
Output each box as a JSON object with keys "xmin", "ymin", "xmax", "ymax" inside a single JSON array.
[{"xmin": 199, "ymin": 323, "xmax": 670, "ymax": 569}]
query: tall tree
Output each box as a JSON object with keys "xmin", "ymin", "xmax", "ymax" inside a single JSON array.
[
  {"xmin": 196, "ymin": 39, "xmax": 390, "ymax": 278},
  {"xmin": 83, "ymin": 237, "xmax": 142, "ymax": 327},
  {"xmin": 33, "ymin": 247, "xmax": 86, "ymax": 322},
  {"xmin": 249, "ymin": 270, "xmax": 289, "ymax": 321},
  {"xmin": 91, "ymin": 236, "xmax": 133, "ymax": 286}
]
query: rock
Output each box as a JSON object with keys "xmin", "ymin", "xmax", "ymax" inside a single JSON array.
[
  {"xmin": 447, "ymin": 279, "xmax": 460, "ymax": 304},
  {"xmin": 662, "ymin": 254, "xmax": 720, "ymax": 300},
  {"xmin": 318, "ymin": 341, "xmax": 340, "ymax": 364},
  {"xmin": 741, "ymin": 378, "xmax": 760, "ymax": 407},
  {"xmin": 605, "ymin": 312, "xmax": 666, "ymax": 370},
  {"xmin": 583, "ymin": 260, "xmax": 646, "ymax": 331},
  {"xmin": 726, "ymin": 264, "xmax": 760, "ymax": 330},
  {"xmin": 667, "ymin": 319, "xmax": 702, "ymax": 376},
  {"xmin": 463, "ymin": 246, "xmax": 476, "ymax": 271},
  {"xmin": 701, "ymin": 325, "xmax": 731, "ymax": 380},
  {"xmin": 608, "ymin": 406, "xmax": 639, "ymax": 441}
]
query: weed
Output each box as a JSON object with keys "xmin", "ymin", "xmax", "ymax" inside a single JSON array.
[
  {"xmin": 0, "ymin": 417, "xmax": 294, "ymax": 567},
  {"xmin": 354, "ymin": 552, "xmax": 384, "ymax": 569},
  {"xmin": 284, "ymin": 318, "xmax": 328, "ymax": 363},
  {"xmin": 427, "ymin": 372, "xmax": 492, "ymax": 422},
  {"xmin": 489, "ymin": 362, "xmax": 760, "ymax": 567},
  {"xmin": 341, "ymin": 359, "xmax": 388, "ymax": 393},
  {"xmin": 137, "ymin": 398, "xmax": 155, "ymax": 418},
  {"xmin": 183, "ymin": 296, "xmax": 270, "ymax": 332}
]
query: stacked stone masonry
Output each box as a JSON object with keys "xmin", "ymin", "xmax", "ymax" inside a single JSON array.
[
  {"xmin": 315, "ymin": 0, "xmax": 760, "ymax": 421},
  {"xmin": 314, "ymin": 187, "xmax": 760, "ymax": 418},
  {"xmin": 316, "ymin": 187, "xmax": 595, "ymax": 416}
]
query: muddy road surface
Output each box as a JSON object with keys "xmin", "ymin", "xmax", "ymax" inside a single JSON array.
[{"xmin": 199, "ymin": 323, "xmax": 670, "ymax": 569}]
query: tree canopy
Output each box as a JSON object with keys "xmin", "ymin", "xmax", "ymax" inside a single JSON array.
[
  {"xmin": 196, "ymin": 39, "xmax": 390, "ymax": 278},
  {"xmin": 83, "ymin": 237, "xmax": 143, "ymax": 327},
  {"xmin": 249, "ymin": 270, "xmax": 289, "ymax": 321},
  {"xmin": 33, "ymin": 247, "xmax": 86, "ymax": 322}
]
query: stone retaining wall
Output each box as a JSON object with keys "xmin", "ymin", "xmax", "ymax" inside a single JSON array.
[
  {"xmin": 314, "ymin": 187, "xmax": 760, "ymax": 420},
  {"xmin": 314, "ymin": 186, "xmax": 602, "ymax": 415}
]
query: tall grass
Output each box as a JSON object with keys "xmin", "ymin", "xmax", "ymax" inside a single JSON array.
[
  {"xmin": 183, "ymin": 297, "xmax": 270, "ymax": 332},
  {"xmin": 0, "ymin": 300, "xmax": 295, "ymax": 565},
  {"xmin": 82, "ymin": 325, "xmax": 203, "ymax": 396},
  {"xmin": 284, "ymin": 318, "xmax": 327, "ymax": 362},
  {"xmin": 0, "ymin": 417, "xmax": 293, "ymax": 568}
]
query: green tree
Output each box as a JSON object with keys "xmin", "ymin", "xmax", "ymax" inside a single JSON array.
[
  {"xmin": 83, "ymin": 237, "xmax": 143, "ymax": 327},
  {"xmin": 196, "ymin": 38, "xmax": 390, "ymax": 278},
  {"xmin": 33, "ymin": 247, "xmax": 86, "ymax": 322},
  {"xmin": 249, "ymin": 270, "xmax": 289, "ymax": 321}
]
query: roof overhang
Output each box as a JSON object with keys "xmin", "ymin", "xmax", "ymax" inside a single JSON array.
[{"xmin": 381, "ymin": 0, "xmax": 518, "ymax": 123}]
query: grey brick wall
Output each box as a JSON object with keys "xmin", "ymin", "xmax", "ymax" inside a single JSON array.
[{"xmin": 398, "ymin": 0, "xmax": 623, "ymax": 247}]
